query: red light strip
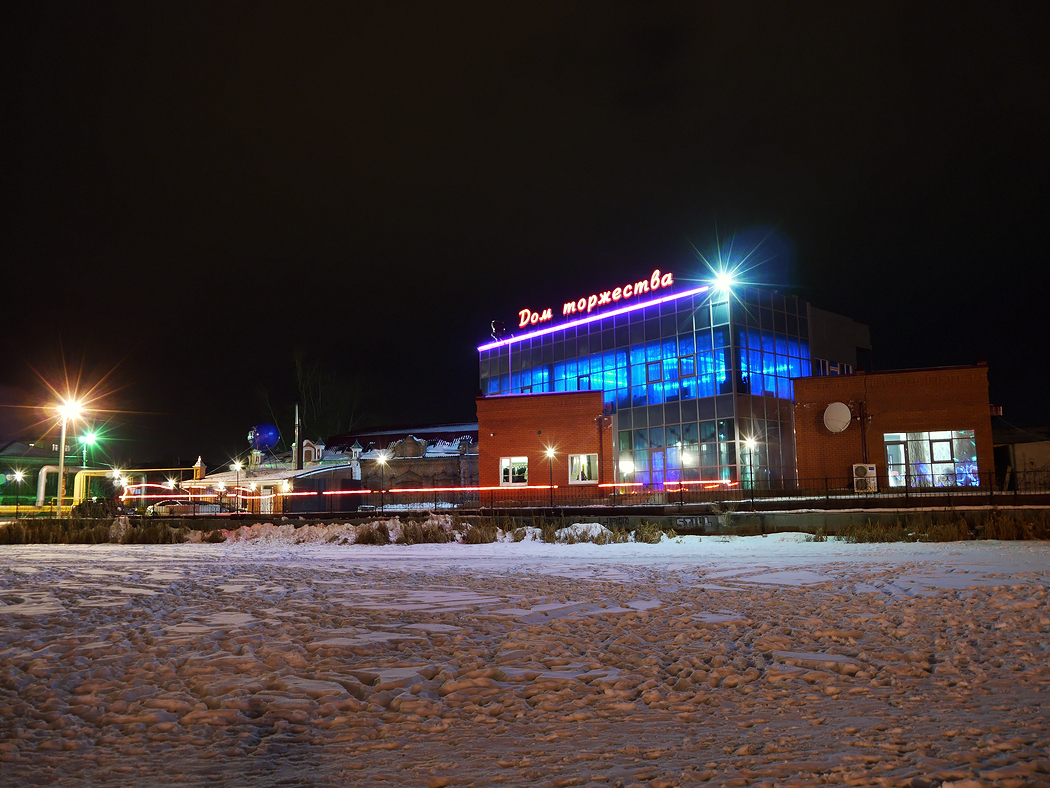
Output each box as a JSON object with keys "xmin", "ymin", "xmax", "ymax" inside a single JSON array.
[
  {"xmin": 321, "ymin": 489, "xmax": 375, "ymax": 496},
  {"xmin": 597, "ymin": 482, "xmax": 644, "ymax": 488},
  {"xmin": 478, "ymin": 285, "xmax": 711, "ymax": 350}
]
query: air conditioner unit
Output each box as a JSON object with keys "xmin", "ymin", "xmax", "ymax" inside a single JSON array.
[{"xmin": 853, "ymin": 464, "xmax": 878, "ymax": 493}]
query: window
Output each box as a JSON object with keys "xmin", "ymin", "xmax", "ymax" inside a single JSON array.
[
  {"xmin": 646, "ymin": 362, "xmax": 662, "ymax": 383},
  {"xmin": 500, "ymin": 457, "xmax": 528, "ymax": 486},
  {"xmin": 883, "ymin": 430, "xmax": 978, "ymax": 488},
  {"xmin": 569, "ymin": 454, "xmax": 599, "ymax": 484}
]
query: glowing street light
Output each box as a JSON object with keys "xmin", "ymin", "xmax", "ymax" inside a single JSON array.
[
  {"xmin": 744, "ymin": 436, "xmax": 757, "ymax": 508},
  {"xmin": 11, "ymin": 470, "xmax": 25, "ymax": 519},
  {"xmin": 231, "ymin": 461, "xmax": 243, "ymax": 512},
  {"xmin": 55, "ymin": 399, "xmax": 84, "ymax": 517},
  {"xmin": 545, "ymin": 447, "xmax": 556, "ymax": 508},
  {"xmin": 376, "ymin": 451, "xmax": 389, "ymax": 513},
  {"xmin": 80, "ymin": 431, "xmax": 97, "ymax": 469}
]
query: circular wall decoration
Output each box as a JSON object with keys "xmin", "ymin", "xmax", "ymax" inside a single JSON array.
[{"xmin": 823, "ymin": 402, "xmax": 852, "ymax": 433}]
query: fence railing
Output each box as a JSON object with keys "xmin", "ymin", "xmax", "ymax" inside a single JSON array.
[{"xmin": 5, "ymin": 470, "xmax": 1049, "ymax": 519}]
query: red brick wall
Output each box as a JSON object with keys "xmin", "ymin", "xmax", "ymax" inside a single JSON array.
[
  {"xmin": 476, "ymin": 392, "xmax": 613, "ymax": 499},
  {"xmin": 793, "ymin": 365, "xmax": 994, "ymax": 488}
]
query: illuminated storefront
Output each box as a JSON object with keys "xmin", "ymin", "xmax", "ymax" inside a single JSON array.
[{"xmin": 478, "ymin": 269, "xmax": 870, "ymax": 488}]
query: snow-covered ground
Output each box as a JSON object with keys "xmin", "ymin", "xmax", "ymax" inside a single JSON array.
[{"xmin": 1, "ymin": 531, "xmax": 1048, "ymax": 787}]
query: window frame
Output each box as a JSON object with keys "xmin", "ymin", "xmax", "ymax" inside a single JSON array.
[
  {"xmin": 499, "ymin": 456, "xmax": 529, "ymax": 486},
  {"xmin": 568, "ymin": 453, "xmax": 599, "ymax": 485}
]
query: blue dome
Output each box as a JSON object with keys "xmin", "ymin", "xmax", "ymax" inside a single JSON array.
[{"xmin": 248, "ymin": 423, "xmax": 280, "ymax": 451}]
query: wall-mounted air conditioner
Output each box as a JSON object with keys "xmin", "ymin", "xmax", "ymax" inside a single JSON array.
[{"xmin": 853, "ymin": 464, "xmax": 878, "ymax": 493}]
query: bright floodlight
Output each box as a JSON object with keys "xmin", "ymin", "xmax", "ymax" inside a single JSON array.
[
  {"xmin": 744, "ymin": 437, "xmax": 757, "ymax": 450},
  {"xmin": 713, "ymin": 270, "xmax": 735, "ymax": 291},
  {"xmin": 57, "ymin": 399, "xmax": 83, "ymax": 420},
  {"xmin": 545, "ymin": 447, "xmax": 556, "ymax": 459},
  {"xmin": 165, "ymin": 478, "xmax": 176, "ymax": 490},
  {"xmin": 13, "ymin": 470, "xmax": 25, "ymax": 483},
  {"xmin": 377, "ymin": 451, "xmax": 389, "ymax": 465},
  {"xmin": 81, "ymin": 432, "xmax": 97, "ymax": 445},
  {"xmin": 231, "ymin": 461, "xmax": 243, "ymax": 471}
]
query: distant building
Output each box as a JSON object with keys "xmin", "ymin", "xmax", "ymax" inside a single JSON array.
[{"xmin": 992, "ymin": 417, "xmax": 1050, "ymax": 491}]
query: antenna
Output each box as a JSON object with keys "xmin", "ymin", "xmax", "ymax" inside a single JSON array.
[{"xmin": 823, "ymin": 402, "xmax": 852, "ymax": 433}]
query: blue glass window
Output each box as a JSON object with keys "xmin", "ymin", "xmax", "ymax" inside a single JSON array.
[
  {"xmin": 646, "ymin": 341, "xmax": 661, "ymax": 362},
  {"xmin": 590, "ymin": 372, "xmax": 603, "ymax": 390},
  {"xmin": 630, "ymin": 344, "xmax": 646, "ymax": 365},
  {"xmin": 748, "ymin": 329, "xmax": 761, "ymax": 349},
  {"xmin": 521, "ymin": 369, "xmax": 531, "ymax": 388},
  {"xmin": 566, "ymin": 360, "xmax": 577, "ymax": 378},
  {"xmin": 697, "ymin": 352, "xmax": 715, "ymax": 398},
  {"xmin": 788, "ymin": 338, "xmax": 800, "ymax": 358},
  {"xmin": 679, "ymin": 336, "xmax": 695, "ymax": 355},
  {"xmin": 603, "ymin": 389, "xmax": 615, "ymax": 406},
  {"xmin": 499, "ymin": 373, "xmax": 509, "ymax": 392},
  {"xmin": 647, "ymin": 362, "xmax": 662, "ymax": 383},
  {"xmin": 777, "ymin": 378, "xmax": 793, "ymax": 399},
  {"xmin": 664, "ymin": 380, "xmax": 680, "ymax": 401},
  {"xmin": 800, "ymin": 358, "xmax": 812, "ymax": 376},
  {"xmin": 761, "ymin": 333, "xmax": 775, "ymax": 353},
  {"xmin": 681, "ymin": 376, "xmax": 698, "ymax": 399},
  {"xmin": 577, "ymin": 357, "xmax": 589, "ymax": 376},
  {"xmin": 775, "ymin": 334, "xmax": 788, "ymax": 355},
  {"xmin": 647, "ymin": 384, "xmax": 664, "ymax": 405},
  {"xmin": 663, "ymin": 361, "xmax": 678, "ymax": 381},
  {"xmin": 680, "ymin": 355, "xmax": 695, "ymax": 377},
  {"xmin": 764, "ymin": 374, "xmax": 777, "ymax": 396},
  {"xmin": 578, "ymin": 376, "xmax": 590, "ymax": 391},
  {"xmin": 554, "ymin": 361, "xmax": 565, "ymax": 381},
  {"xmin": 713, "ymin": 327, "xmax": 730, "ymax": 348},
  {"xmin": 616, "ymin": 388, "xmax": 630, "ymax": 408},
  {"xmin": 632, "ymin": 386, "xmax": 647, "ymax": 407},
  {"xmin": 511, "ymin": 371, "xmax": 520, "ymax": 389},
  {"xmin": 776, "ymin": 355, "xmax": 789, "ymax": 378},
  {"xmin": 616, "ymin": 349, "xmax": 628, "ymax": 368},
  {"xmin": 554, "ymin": 378, "xmax": 566, "ymax": 392},
  {"xmin": 697, "ymin": 332, "xmax": 713, "ymax": 352},
  {"xmin": 662, "ymin": 339, "xmax": 677, "ymax": 360},
  {"xmin": 787, "ymin": 356, "xmax": 801, "ymax": 378},
  {"xmin": 487, "ymin": 377, "xmax": 499, "ymax": 394},
  {"xmin": 800, "ymin": 339, "xmax": 810, "ymax": 359}
]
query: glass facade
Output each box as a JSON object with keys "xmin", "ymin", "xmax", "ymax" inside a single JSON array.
[
  {"xmin": 883, "ymin": 430, "xmax": 978, "ymax": 488},
  {"xmin": 479, "ymin": 286, "xmax": 813, "ymax": 489}
]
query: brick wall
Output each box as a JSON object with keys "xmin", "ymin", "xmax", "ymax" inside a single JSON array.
[
  {"xmin": 476, "ymin": 392, "xmax": 613, "ymax": 499},
  {"xmin": 793, "ymin": 365, "xmax": 994, "ymax": 489}
]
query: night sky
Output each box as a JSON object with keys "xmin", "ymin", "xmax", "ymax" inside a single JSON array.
[{"xmin": 2, "ymin": 3, "xmax": 1048, "ymax": 468}]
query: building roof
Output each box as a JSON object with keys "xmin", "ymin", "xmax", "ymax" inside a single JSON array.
[
  {"xmin": 326, "ymin": 422, "xmax": 477, "ymax": 451},
  {"xmin": 992, "ymin": 416, "xmax": 1050, "ymax": 445}
]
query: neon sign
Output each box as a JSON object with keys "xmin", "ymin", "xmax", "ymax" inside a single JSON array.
[{"xmin": 517, "ymin": 268, "xmax": 675, "ymax": 328}]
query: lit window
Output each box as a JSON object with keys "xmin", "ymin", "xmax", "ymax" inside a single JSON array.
[
  {"xmin": 883, "ymin": 430, "xmax": 978, "ymax": 488},
  {"xmin": 500, "ymin": 457, "xmax": 529, "ymax": 486},
  {"xmin": 646, "ymin": 362, "xmax": 662, "ymax": 383},
  {"xmin": 569, "ymin": 454, "xmax": 599, "ymax": 484}
]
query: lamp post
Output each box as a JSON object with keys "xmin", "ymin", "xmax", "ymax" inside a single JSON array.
[
  {"xmin": 12, "ymin": 470, "xmax": 24, "ymax": 519},
  {"xmin": 80, "ymin": 432, "xmax": 97, "ymax": 469},
  {"xmin": 55, "ymin": 399, "xmax": 83, "ymax": 517},
  {"xmin": 744, "ymin": 437, "xmax": 757, "ymax": 510},
  {"xmin": 231, "ymin": 461, "xmax": 243, "ymax": 511},
  {"xmin": 377, "ymin": 451, "xmax": 389, "ymax": 513},
  {"xmin": 545, "ymin": 447, "xmax": 555, "ymax": 508}
]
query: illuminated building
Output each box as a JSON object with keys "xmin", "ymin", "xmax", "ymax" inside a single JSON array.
[{"xmin": 478, "ymin": 269, "xmax": 870, "ymax": 489}]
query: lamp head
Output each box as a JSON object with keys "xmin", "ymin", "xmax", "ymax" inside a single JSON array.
[
  {"xmin": 13, "ymin": 470, "xmax": 25, "ymax": 483},
  {"xmin": 744, "ymin": 437, "xmax": 757, "ymax": 450},
  {"xmin": 57, "ymin": 399, "xmax": 83, "ymax": 421},
  {"xmin": 231, "ymin": 461, "xmax": 243, "ymax": 472},
  {"xmin": 545, "ymin": 447, "xmax": 556, "ymax": 459}
]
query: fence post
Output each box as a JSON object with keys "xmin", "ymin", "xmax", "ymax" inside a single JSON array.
[{"xmin": 824, "ymin": 477, "xmax": 829, "ymax": 505}]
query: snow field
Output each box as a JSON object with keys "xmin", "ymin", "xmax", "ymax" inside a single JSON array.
[{"xmin": 0, "ymin": 534, "xmax": 1048, "ymax": 787}]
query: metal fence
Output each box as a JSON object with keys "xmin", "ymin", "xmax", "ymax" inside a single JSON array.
[{"xmin": 5, "ymin": 470, "xmax": 1049, "ymax": 519}]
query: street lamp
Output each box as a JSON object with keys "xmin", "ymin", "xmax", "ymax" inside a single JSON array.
[
  {"xmin": 744, "ymin": 437, "xmax": 757, "ymax": 510},
  {"xmin": 80, "ymin": 432, "xmax": 97, "ymax": 468},
  {"xmin": 545, "ymin": 447, "xmax": 556, "ymax": 508},
  {"xmin": 12, "ymin": 470, "xmax": 25, "ymax": 519},
  {"xmin": 376, "ymin": 451, "xmax": 389, "ymax": 513},
  {"xmin": 231, "ymin": 461, "xmax": 243, "ymax": 511},
  {"xmin": 55, "ymin": 399, "xmax": 84, "ymax": 517}
]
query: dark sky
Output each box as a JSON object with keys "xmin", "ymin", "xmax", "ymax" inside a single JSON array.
[{"xmin": 2, "ymin": 2, "xmax": 1048, "ymax": 468}]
